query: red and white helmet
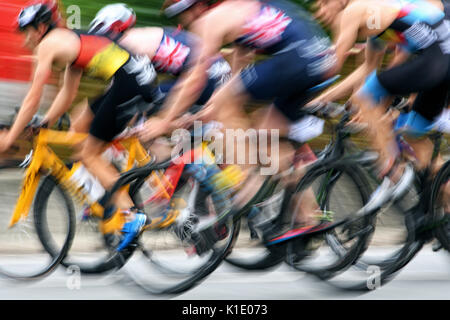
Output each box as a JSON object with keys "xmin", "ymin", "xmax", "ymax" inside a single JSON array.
[
  {"xmin": 17, "ymin": 0, "xmax": 63, "ymax": 30},
  {"xmin": 88, "ymin": 3, "xmax": 136, "ymax": 35}
]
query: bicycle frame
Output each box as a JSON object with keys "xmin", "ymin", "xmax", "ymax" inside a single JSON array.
[
  {"xmin": 9, "ymin": 129, "xmax": 152, "ymax": 227},
  {"xmin": 9, "ymin": 128, "xmax": 218, "ymax": 233}
]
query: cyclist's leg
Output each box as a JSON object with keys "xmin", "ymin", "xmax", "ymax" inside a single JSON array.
[
  {"xmin": 81, "ymin": 61, "xmax": 160, "ymax": 247},
  {"xmin": 81, "ymin": 83, "xmax": 134, "ymax": 212},
  {"xmin": 254, "ymin": 104, "xmax": 321, "ymax": 226},
  {"xmin": 402, "ymin": 84, "xmax": 449, "ymax": 171},
  {"xmin": 200, "ymin": 70, "xmax": 262, "ymax": 209},
  {"xmin": 69, "ymin": 98, "xmax": 93, "ymax": 133},
  {"xmin": 353, "ymin": 43, "xmax": 450, "ymax": 176},
  {"xmin": 233, "ymin": 48, "xmax": 327, "ymax": 223},
  {"xmin": 405, "ymin": 86, "xmax": 450, "ymax": 214},
  {"xmin": 201, "ymin": 39, "xmax": 334, "ymax": 209},
  {"xmin": 70, "ymin": 100, "xmax": 94, "ymax": 133},
  {"xmin": 80, "ymin": 135, "xmax": 134, "ymax": 209}
]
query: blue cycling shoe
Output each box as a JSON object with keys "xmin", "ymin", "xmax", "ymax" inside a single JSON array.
[{"xmin": 116, "ymin": 211, "xmax": 148, "ymax": 252}]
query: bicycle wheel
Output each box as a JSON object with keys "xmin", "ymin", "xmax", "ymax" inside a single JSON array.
[
  {"xmin": 430, "ymin": 161, "xmax": 450, "ymax": 252},
  {"xmin": 223, "ymin": 181, "xmax": 287, "ymax": 271},
  {"xmin": 119, "ymin": 168, "xmax": 240, "ymax": 295},
  {"xmin": 321, "ymin": 169, "xmax": 426, "ymax": 291},
  {"xmin": 34, "ymin": 175, "xmax": 135, "ymax": 274},
  {"xmin": 0, "ymin": 169, "xmax": 75, "ymax": 280},
  {"xmin": 284, "ymin": 159, "xmax": 376, "ymax": 279}
]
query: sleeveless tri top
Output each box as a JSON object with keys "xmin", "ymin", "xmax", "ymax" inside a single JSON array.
[
  {"xmin": 151, "ymin": 28, "xmax": 196, "ymax": 76},
  {"xmin": 72, "ymin": 31, "xmax": 130, "ymax": 81},
  {"xmin": 373, "ymin": 0, "xmax": 448, "ymax": 53},
  {"xmin": 233, "ymin": 0, "xmax": 330, "ymax": 56},
  {"xmin": 234, "ymin": 2, "xmax": 293, "ymax": 52}
]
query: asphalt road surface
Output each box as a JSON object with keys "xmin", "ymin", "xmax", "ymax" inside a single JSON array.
[{"xmin": 0, "ymin": 246, "xmax": 446, "ymax": 300}]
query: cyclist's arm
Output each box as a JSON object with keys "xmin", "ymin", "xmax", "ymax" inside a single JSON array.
[
  {"xmin": 333, "ymin": 3, "xmax": 363, "ymax": 73},
  {"xmin": 5, "ymin": 44, "xmax": 54, "ymax": 147},
  {"xmin": 160, "ymin": 15, "xmax": 226, "ymax": 123},
  {"xmin": 311, "ymin": 39, "xmax": 386, "ymax": 103},
  {"xmin": 42, "ymin": 65, "xmax": 82, "ymax": 127},
  {"xmin": 228, "ymin": 45, "xmax": 255, "ymax": 74}
]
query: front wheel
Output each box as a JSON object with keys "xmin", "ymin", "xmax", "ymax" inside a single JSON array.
[
  {"xmin": 430, "ymin": 161, "xmax": 450, "ymax": 252},
  {"xmin": 34, "ymin": 175, "xmax": 133, "ymax": 275},
  {"xmin": 285, "ymin": 159, "xmax": 375, "ymax": 279},
  {"xmin": 0, "ymin": 171, "xmax": 75, "ymax": 280}
]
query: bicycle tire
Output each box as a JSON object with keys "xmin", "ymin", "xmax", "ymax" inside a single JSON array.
[
  {"xmin": 34, "ymin": 175, "xmax": 135, "ymax": 274},
  {"xmin": 0, "ymin": 172, "xmax": 75, "ymax": 280},
  {"xmin": 115, "ymin": 164, "xmax": 241, "ymax": 295},
  {"xmin": 322, "ymin": 170, "xmax": 426, "ymax": 291},
  {"xmin": 430, "ymin": 161, "xmax": 450, "ymax": 252},
  {"xmin": 284, "ymin": 159, "xmax": 376, "ymax": 279}
]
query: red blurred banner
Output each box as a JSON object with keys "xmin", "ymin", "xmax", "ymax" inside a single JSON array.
[
  {"xmin": 0, "ymin": 1, "xmax": 33, "ymax": 82},
  {"xmin": 0, "ymin": 0, "xmax": 65, "ymax": 82}
]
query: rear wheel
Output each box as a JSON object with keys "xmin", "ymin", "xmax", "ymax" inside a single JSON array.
[{"xmin": 118, "ymin": 169, "xmax": 240, "ymax": 295}]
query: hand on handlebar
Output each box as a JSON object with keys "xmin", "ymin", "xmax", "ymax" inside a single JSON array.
[
  {"xmin": 138, "ymin": 116, "xmax": 172, "ymax": 142},
  {"xmin": 304, "ymin": 100, "xmax": 347, "ymax": 119},
  {"xmin": 0, "ymin": 129, "xmax": 12, "ymax": 154},
  {"xmin": 172, "ymin": 113, "xmax": 197, "ymax": 130},
  {"xmin": 193, "ymin": 101, "xmax": 217, "ymax": 123}
]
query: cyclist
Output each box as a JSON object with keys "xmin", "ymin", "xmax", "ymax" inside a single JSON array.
[
  {"xmin": 0, "ymin": 2, "xmax": 163, "ymax": 251},
  {"xmin": 87, "ymin": 3, "xmax": 232, "ymax": 134},
  {"xmin": 139, "ymin": 0, "xmax": 339, "ymax": 241},
  {"xmin": 309, "ymin": 0, "xmax": 450, "ymax": 196}
]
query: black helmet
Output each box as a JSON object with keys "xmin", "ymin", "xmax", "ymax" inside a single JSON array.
[{"xmin": 17, "ymin": 3, "xmax": 53, "ymax": 31}]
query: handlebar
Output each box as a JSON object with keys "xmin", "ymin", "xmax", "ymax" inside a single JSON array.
[
  {"xmin": 0, "ymin": 107, "xmax": 71, "ymax": 132},
  {"xmin": 302, "ymin": 102, "xmax": 348, "ymax": 119}
]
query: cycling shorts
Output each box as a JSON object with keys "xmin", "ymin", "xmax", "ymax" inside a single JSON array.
[
  {"xmin": 239, "ymin": 38, "xmax": 336, "ymax": 121},
  {"xmin": 359, "ymin": 42, "xmax": 450, "ymax": 121},
  {"xmin": 89, "ymin": 56, "xmax": 160, "ymax": 142},
  {"xmin": 159, "ymin": 58, "xmax": 232, "ymax": 110}
]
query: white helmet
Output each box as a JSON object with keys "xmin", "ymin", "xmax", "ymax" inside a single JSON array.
[{"xmin": 88, "ymin": 3, "xmax": 136, "ymax": 35}]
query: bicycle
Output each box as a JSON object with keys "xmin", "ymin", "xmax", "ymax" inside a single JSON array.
[
  {"xmin": 83, "ymin": 132, "xmax": 242, "ymax": 295},
  {"xmin": 0, "ymin": 108, "xmax": 170, "ymax": 280},
  {"xmin": 316, "ymin": 127, "xmax": 450, "ymax": 291},
  {"xmin": 223, "ymin": 103, "xmax": 381, "ymax": 275},
  {"xmin": 28, "ymin": 114, "xmax": 239, "ymax": 282},
  {"xmin": 112, "ymin": 103, "xmax": 383, "ymax": 295}
]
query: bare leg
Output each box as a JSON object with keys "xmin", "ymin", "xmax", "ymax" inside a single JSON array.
[
  {"xmin": 406, "ymin": 138, "xmax": 450, "ymax": 213},
  {"xmin": 203, "ymin": 75, "xmax": 262, "ymax": 208},
  {"xmin": 351, "ymin": 94, "xmax": 399, "ymax": 177},
  {"xmin": 254, "ymin": 105, "xmax": 321, "ymax": 226},
  {"xmin": 404, "ymin": 137, "xmax": 434, "ymax": 171},
  {"xmin": 80, "ymin": 135, "xmax": 134, "ymax": 211},
  {"xmin": 70, "ymin": 101, "xmax": 94, "ymax": 134}
]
